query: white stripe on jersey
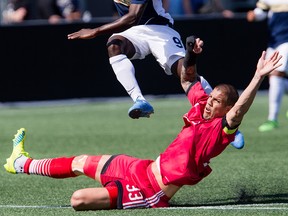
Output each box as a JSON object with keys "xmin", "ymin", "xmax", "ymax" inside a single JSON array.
[
  {"xmin": 123, "ymin": 190, "xmax": 166, "ymax": 209},
  {"xmin": 114, "ymin": 0, "xmax": 131, "ymax": 7}
]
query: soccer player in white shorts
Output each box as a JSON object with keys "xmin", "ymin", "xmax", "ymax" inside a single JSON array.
[
  {"xmin": 67, "ymin": 1, "xmax": 244, "ymax": 148},
  {"xmin": 68, "ymin": 0, "xmax": 185, "ymax": 119},
  {"xmin": 247, "ymin": 0, "xmax": 288, "ymax": 132}
]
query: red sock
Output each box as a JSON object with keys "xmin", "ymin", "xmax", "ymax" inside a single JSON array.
[
  {"xmin": 106, "ymin": 186, "xmax": 118, "ymax": 209},
  {"xmin": 27, "ymin": 157, "xmax": 77, "ymax": 178}
]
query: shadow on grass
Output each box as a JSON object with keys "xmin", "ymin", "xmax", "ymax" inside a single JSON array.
[{"xmin": 171, "ymin": 192, "xmax": 288, "ymax": 207}]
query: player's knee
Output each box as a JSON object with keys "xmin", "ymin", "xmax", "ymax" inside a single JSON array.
[
  {"xmin": 73, "ymin": 154, "xmax": 86, "ymax": 161},
  {"xmin": 70, "ymin": 190, "xmax": 86, "ymax": 211},
  {"xmin": 71, "ymin": 154, "xmax": 89, "ymax": 173},
  {"xmin": 107, "ymin": 39, "xmax": 123, "ymax": 57}
]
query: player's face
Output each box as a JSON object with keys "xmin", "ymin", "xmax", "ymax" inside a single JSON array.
[{"xmin": 203, "ymin": 88, "xmax": 230, "ymax": 120}]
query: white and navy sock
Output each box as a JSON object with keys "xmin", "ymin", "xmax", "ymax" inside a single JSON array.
[{"xmin": 109, "ymin": 54, "xmax": 145, "ymax": 102}]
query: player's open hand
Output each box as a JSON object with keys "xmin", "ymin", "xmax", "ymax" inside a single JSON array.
[
  {"xmin": 67, "ymin": 28, "xmax": 97, "ymax": 39},
  {"xmin": 256, "ymin": 51, "xmax": 282, "ymax": 77}
]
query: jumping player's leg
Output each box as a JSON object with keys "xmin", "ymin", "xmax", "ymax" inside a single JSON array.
[
  {"xmin": 107, "ymin": 35, "xmax": 144, "ymax": 103},
  {"xmin": 107, "ymin": 34, "xmax": 153, "ymax": 119}
]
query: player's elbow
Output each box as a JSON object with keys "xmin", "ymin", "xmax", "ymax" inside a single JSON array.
[
  {"xmin": 71, "ymin": 190, "xmax": 87, "ymax": 211},
  {"xmin": 227, "ymin": 109, "xmax": 243, "ymax": 127}
]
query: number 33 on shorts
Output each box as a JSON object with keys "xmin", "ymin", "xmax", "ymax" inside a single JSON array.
[{"xmin": 126, "ymin": 184, "xmax": 143, "ymax": 201}]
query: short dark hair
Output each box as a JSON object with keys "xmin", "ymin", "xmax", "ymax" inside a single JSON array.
[{"xmin": 214, "ymin": 84, "xmax": 239, "ymax": 106}]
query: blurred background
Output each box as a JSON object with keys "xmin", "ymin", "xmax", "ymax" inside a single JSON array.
[
  {"xmin": 0, "ymin": 0, "xmax": 267, "ymax": 102},
  {"xmin": 0, "ymin": 0, "xmax": 258, "ymax": 22}
]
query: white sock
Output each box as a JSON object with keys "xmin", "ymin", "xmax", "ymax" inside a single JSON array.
[
  {"xmin": 109, "ymin": 54, "xmax": 145, "ymax": 102},
  {"xmin": 268, "ymin": 76, "xmax": 285, "ymax": 121},
  {"xmin": 14, "ymin": 155, "xmax": 29, "ymax": 173}
]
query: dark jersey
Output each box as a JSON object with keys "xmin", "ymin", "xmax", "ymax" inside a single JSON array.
[{"xmin": 113, "ymin": 0, "xmax": 174, "ymax": 25}]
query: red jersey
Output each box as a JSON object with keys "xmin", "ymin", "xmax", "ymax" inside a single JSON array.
[{"xmin": 159, "ymin": 81, "xmax": 237, "ymax": 186}]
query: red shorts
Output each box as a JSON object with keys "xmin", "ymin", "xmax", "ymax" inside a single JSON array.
[{"xmin": 101, "ymin": 154, "xmax": 170, "ymax": 209}]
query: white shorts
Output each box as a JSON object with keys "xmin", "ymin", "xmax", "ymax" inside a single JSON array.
[
  {"xmin": 110, "ymin": 25, "xmax": 186, "ymax": 75},
  {"xmin": 267, "ymin": 42, "xmax": 288, "ymax": 74}
]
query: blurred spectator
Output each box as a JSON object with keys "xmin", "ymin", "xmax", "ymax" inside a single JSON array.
[
  {"xmin": 163, "ymin": 0, "xmax": 234, "ymax": 17},
  {"xmin": 224, "ymin": 0, "xmax": 257, "ymax": 13},
  {"xmin": 2, "ymin": 0, "xmax": 33, "ymax": 23},
  {"xmin": 198, "ymin": 0, "xmax": 234, "ymax": 17},
  {"xmin": 191, "ymin": 0, "xmax": 206, "ymax": 13},
  {"xmin": 162, "ymin": 0, "xmax": 193, "ymax": 15},
  {"xmin": 37, "ymin": 0, "xmax": 81, "ymax": 24}
]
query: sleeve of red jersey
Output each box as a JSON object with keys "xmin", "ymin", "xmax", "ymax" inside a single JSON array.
[{"xmin": 186, "ymin": 82, "xmax": 209, "ymax": 106}]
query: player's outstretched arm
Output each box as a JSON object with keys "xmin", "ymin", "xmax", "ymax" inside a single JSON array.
[
  {"xmin": 226, "ymin": 51, "xmax": 282, "ymax": 128},
  {"xmin": 180, "ymin": 36, "xmax": 203, "ymax": 92},
  {"xmin": 67, "ymin": 4, "xmax": 146, "ymax": 40}
]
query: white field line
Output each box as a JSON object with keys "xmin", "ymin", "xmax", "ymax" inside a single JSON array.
[
  {"xmin": 166, "ymin": 203, "xmax": 288, "ymax": 210},
  {"xmin": 0, "ymin": 203, "xmax": 287, "ymax": 210},
  {"xmin": 0, "ymin": 205, "xmax": 71, "ymax": 209}
]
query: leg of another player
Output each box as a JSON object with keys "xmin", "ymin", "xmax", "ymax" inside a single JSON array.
[
  {"xmin": 259, "ymin": 72, "xmax": 286, "ymax": 132},
  {"xmin": 259, "ymin": 44, "xmax": 288, "ymax": 132},
  {"xmin": 107, "ymin": 35, "xmax": 154, "ymax": 119}
]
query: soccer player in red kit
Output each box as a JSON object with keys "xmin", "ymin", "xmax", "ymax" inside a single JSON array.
[{"xmin": 4, "ymin": 37, "xmax": 282, "ymax": 211}]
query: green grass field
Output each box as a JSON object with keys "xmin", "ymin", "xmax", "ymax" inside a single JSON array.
[{"xmin": 0, "ymin": 94, "xmax": 287, "ymax": 216}]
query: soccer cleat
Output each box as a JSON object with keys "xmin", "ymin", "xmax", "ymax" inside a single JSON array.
[
  {"xmin": 128, "ymin": 99, "xmax": 154, "ymax": 119},
  {"xmin": 4, "ymin": 128, "xmax": 30, "ymax": 174},
  {"xmin": 258, "ymin": 120, "xmax": 278, "ymax": 132},
  {"xmin": 230, "ymin": 130, "xmax": 245, "ymax": 149}
]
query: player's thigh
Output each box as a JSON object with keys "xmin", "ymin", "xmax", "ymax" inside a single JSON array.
[
  {"xmin": 71, "ymin": 187, "xmax": 110, "ymax": 210},
  {"xmin": 109, "ymin": 26, "xmax": 151, "ymax": 59},
  {"xmin": 107, "ymin": 35, "xmax": 136, "ymax": 58},
  {"xmin": 148, "ymin": 26, "xmax": 185, "ymax": 75}
]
